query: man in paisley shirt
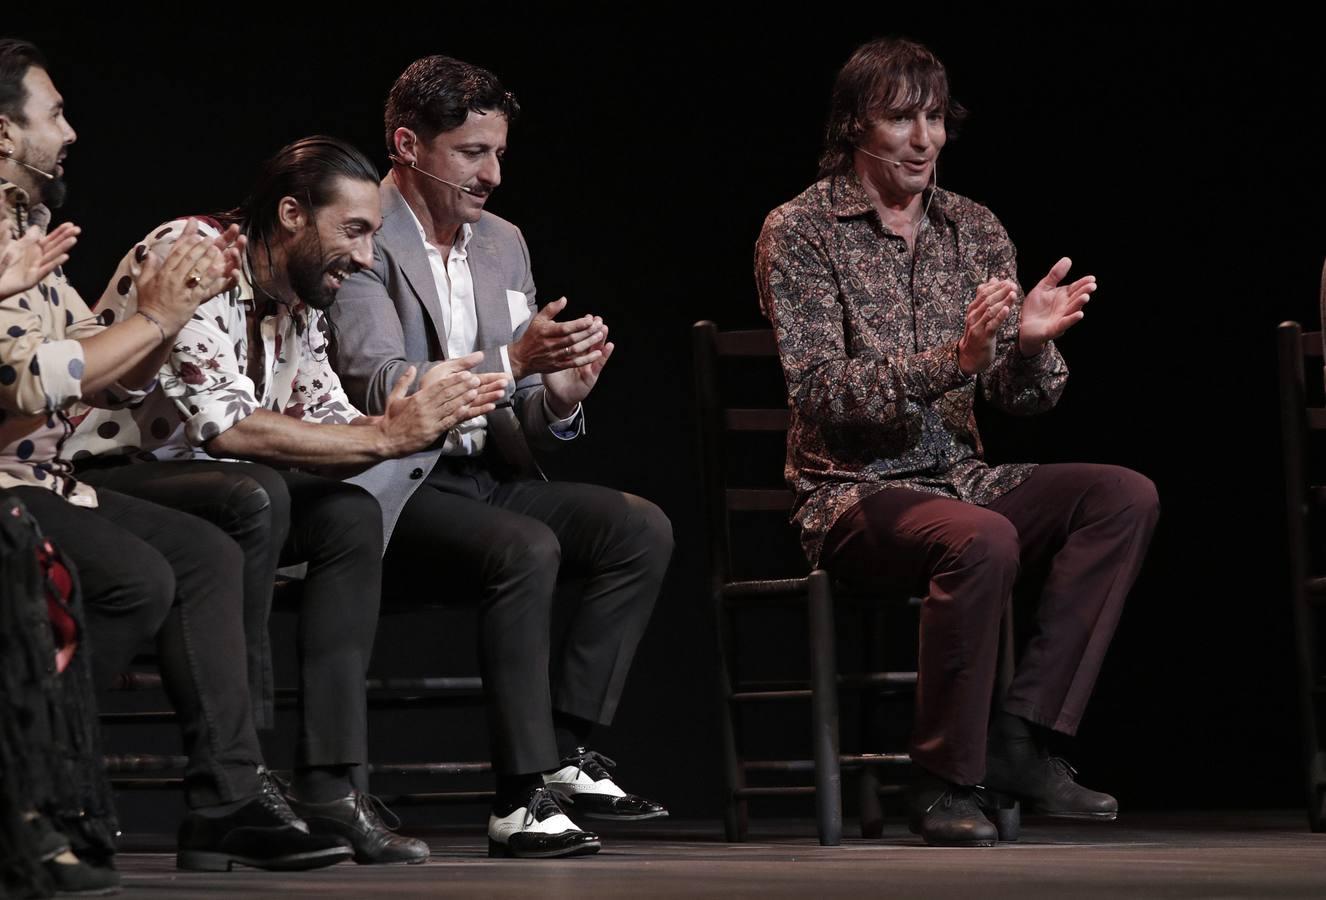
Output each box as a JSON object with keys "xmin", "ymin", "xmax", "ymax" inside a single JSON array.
[
  {"xmin": 65, "ymin": 136, "xmax": 507, "ymax": 865},
  {"xmin": 755, "ymin": 37, "xmax": 1160, "ymax": 846},
  {"xmin": 0, "ymin": 40, "xmax": 354, "ymax": 874}
]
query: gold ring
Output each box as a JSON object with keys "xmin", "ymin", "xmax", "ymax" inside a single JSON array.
[{"xmin": 185, "ymin": 271, "xmax": 202, "ymax": 289}]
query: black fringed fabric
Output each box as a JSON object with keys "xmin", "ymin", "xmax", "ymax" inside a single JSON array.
[{"xmin": 1, "ymin": 495, "xmax": 118, "ymax": 898}]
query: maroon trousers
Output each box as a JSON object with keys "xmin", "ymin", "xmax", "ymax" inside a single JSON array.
[{"xmin": 820, "ymin": 464, "xmax": 1159, "ymax": 786}]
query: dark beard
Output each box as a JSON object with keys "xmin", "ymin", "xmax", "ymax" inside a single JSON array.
[
  {"xmin": 39, "ymin": 176, "xmax": 67, "ymax": 209},
  {"xmin": 287, "ymin": 234, "xmax": 335, "ymax": 310}
]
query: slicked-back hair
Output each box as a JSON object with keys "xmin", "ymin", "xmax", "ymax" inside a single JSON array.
[
  {"xmin": 0, "ymin": 39, "xmax": 48, "ymax": 125},
  {"xmin": 384, "ymin": 55, "xmax": 519, "ymax": 155},
  {"xmin": 219, "ymin": 135, "xmax": 379, "ymax": 247}
]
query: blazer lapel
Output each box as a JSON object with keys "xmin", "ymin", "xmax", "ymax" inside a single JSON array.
[
  {"xmin": 379, "ymin": 177, "xmax": 450, "ymax": 357},
  {"xmin": 468, "ymin": 223, "xmax": 514, "ymax": 374}
]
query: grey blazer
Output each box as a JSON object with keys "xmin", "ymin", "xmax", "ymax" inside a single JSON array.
[{"xmin": 332, "ymin": 175, "xmax": 571, "ymax": 547}]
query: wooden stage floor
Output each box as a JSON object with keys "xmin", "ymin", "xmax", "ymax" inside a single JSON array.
[{"xmin": 110, "ymin": 812, "xmax": 1326, "ymax": 898}]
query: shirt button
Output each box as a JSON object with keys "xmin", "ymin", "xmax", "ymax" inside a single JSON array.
[{"xmin": 409, "ymin": 467, "xmax": 424, "ymax": 480}]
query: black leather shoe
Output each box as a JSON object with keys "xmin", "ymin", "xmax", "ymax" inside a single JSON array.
[
  {"xmin": 543, "ymin": 748, "xmax": 668, "ymax": 822},
  {"xmin": 983, "ymin": 754, "xmax": 1117, "ymax": 820},
  {"xmin": 28, "ymin": 814, "xmax": 121, "ymax": 895},
  {"xmin": 488, "ymin": 787, "xmax": 601, "ymax": 859},
  {"xmin": 45, "ymin": 857, "xmax": 121, "ymax": 896},
  {"xmin": 176, "ymin": 769, "xmax": 353, "ymax": 871},
  {"xmin": 907, "ymin": 773, "xmax": 998, "ymax": 847},
  {"xmin": 288, "ymin": 791, "xmax": 429, "ymax": 865}
]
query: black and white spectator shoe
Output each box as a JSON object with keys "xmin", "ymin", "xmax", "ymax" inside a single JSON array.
[
  {"xmin": 487, "ymin": 786, "xmax": 601, "ymax": 859},
  {"xmin": 543, "ymin": 748, "xmax": 669, "ymax": 822}
]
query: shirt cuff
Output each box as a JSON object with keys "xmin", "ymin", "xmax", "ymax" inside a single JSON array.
[
  {"xmin": 1009, "ymin": 339, "xmax": 1056, "ymax": 373},
  {"xmin": 542, "ymin": 392, "xmax": 584, "ymax": 440},
  {"xmin": 936, "ymin": 339, "xmax": 976, "ymax": 392}
]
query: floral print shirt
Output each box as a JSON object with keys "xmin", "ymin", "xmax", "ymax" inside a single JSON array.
[
  {"xmin": 0, "ymin": 180, "xmax": 146, "ymax": 506},
  {"xmin": 67, "ymin": 218, "xmax": 361, "ymax": 463},
  {"xmin": 754, "ymin": 174, "xmax": 1068, "ymax": 564}
]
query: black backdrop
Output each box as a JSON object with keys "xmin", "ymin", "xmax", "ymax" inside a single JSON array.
[{"xmin": 8, "ymin": 7, "xmax": 1326, "ymax": 821}]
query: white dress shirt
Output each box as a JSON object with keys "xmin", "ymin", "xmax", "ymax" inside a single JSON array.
[{"xmin": 403, "ymin": 204, "xmax": 579, "ymax": 456}]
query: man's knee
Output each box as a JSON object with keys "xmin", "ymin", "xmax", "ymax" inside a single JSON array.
[
  {"xmin": 308, "ymin": 482, "xmax": 384, "ymax": 556},
  {"xmin": 613, "ymin": 494, "xmax": 674, "ymax": 567},
  {"xmin": 219, "ymin": 469, "xmax": 288, "ymax": 546},
  {"xmin": 87, "ymin": 550, "xmax": 175, "ymax": 629},
  {"xmin": 488, "ymin": 519, "xmax": 561, "ymax": 588},
  {"xmin": 946, "ymin": 513, "xmax": 1020, "ymax": 579},
  {"xmin": 1090, "ymin": 466, "xmax": 1161, "ymax": 526}
]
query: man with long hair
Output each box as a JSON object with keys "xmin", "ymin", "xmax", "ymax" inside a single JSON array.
[
  {"xmin": 755, "ymin": 37, "xmax": 1160, "ymax": 847},
  {"xmin": 67, "ymin": 135, "xmax": 507, "ymax": 865},
  {"xmin": 0, "ymin": 38, "xmax": 352, "ymax": 875}
]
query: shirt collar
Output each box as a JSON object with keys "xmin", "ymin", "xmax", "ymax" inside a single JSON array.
[
  {"xmin": 401, "ymin": 199, "xmax": 472, "ymax": 259},
  {"xmin": 828, "ymin": 171, "xmax": 954, "ymax": 232}
]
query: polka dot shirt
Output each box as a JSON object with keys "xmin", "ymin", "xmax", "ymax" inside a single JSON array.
[{"xmin": 0, "ymin": 181, "xmax": 146, "ymax": 506}]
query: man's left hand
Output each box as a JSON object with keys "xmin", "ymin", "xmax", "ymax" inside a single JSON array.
[
  {"xmin": 1017, "ymin": 256, "xmax": 1097, "ymax": 357},
  {"xmin": 543, "ymin": 326, "xmax": 613, "ymax": 418}
]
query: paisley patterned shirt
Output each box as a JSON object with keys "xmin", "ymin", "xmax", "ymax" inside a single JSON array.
[
  {"xmin": 754, "ymin": 173, "xmax": 1068, "ymax": 564},
  {"xmin": 67, "ymin": 218, "xmax": 361, "ymax": 463}
]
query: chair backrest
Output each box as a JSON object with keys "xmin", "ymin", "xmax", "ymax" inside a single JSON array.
[
  {"xmin": 1277, "ymin": 321, "xmax": 1325, "ymax": 596},
  {"xmin": 692, "ymin": 321, "xmax": 798, "ymax": 587}
]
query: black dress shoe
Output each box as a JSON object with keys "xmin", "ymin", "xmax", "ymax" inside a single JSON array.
[
  {"xmin": 543, "ymin": 748, "xmax": 668, "ymax": 822},
  {"xmin": 176, "ymin": 769, "xmax": 353, "ymax": 872},
  {"xmin": 487, "ymin": 787, "xmax": 601, "ymax": 859},
  {"xmin": 28, "ymin": 814, "xmax": 121, "ymax": 895},
  {"xmin": 288, "ymin": 791, "xmax": 429, "ymax": 865},
  {"xmin": 907, "ymin": 773, "xmax": 998, "ymax": 847},
  {"xmin": 45, "ymin": 857, "xmax": 121, "ymax": 896},
  {"xmin": 983, "ymin": 754, "xmax": 1118, "ymax": 820}
]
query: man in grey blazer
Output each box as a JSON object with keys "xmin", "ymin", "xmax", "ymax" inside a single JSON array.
[{"xmin": 332, "ymin": 56, "xmax": 673, "ymax": 860}]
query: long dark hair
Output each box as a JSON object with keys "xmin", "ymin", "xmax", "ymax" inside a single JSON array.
[
  {"xmin": 819, "ymin": 37, "xmax": 967, "ymax": 178},
  {"xmin": 218, "ymin": 135, "xmax": 378, "ymax": 249}
]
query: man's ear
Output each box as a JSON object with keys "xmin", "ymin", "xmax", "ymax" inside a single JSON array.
[
  {"xmin": 276, "ymin": 195, "xmax": 307, "ymax": 234},
  {"xmin": 393, "ymin": 127, "xmax": 418, "ymax": 165}
]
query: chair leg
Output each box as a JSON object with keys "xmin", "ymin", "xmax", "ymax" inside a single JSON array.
[
  {"xmin": 714, "ymin": 594, "xmax": 747, "ymax": 842},
  {"xmin": 807, "ymin": 570, "xmax": 842, "ymax": 846},
  {"xmin": 857, "ymin": 605, "xmax": 884, "ymax": 839},
  {"xmin": 1310, "ymin": 751, "xmax": 1326, "ymax": 833},
  {"xmin": 994, "ymin": 606, "xmax": 1021, "ymax": 841}
]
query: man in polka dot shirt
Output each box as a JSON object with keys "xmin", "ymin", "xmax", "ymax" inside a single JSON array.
[{"xmin": 0, "ymin": 39, "xmax": 355, "ymax": 873}]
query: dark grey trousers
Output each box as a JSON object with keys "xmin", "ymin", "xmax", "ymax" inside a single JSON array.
[{"xmin": 384, "ymin": 457, "xmax": 673, "ymax": 775}]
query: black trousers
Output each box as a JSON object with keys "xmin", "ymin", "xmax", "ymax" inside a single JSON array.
[
  {"xmin": 385, "ymin": 457, "xmax": 673, "ymax": 775},
  {"xmin": 11, "ymin": 485, "xmax": 263, "ymax": 807},
  {"xmin": 78, "ymin": 462, "xmax": 383, "ymax": 773},
  {"xmin": 821, "ymin": 464, "xmax": 1160, "ymax": 786}
]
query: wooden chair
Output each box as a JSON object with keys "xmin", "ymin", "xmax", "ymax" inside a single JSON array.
[
  {"xmin": 692, "ymin": 320, "xmax": 1018, "ymax": 846},
  {"xmin": 1275, "ymin": 314, "xmax": 1326, "ymax": 831}
]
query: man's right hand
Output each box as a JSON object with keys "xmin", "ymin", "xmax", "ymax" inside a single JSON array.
[
  {"xmin": 0, "ymin": 223, "xmax": 79, "ymax": 300},
  {"xmin": 377, "ymin": 352, "xmax": 509, "ymax": 457},
  {"xmin": 507, "ymin": 297, "xmax": 606, "ymax": 380},
  {"xmin": 135, "ymin": 220, "xmax": 242, "ymax": 334},
  {"xmin": 957, "ymin": 279, "xmax": 1016, "ymax": 375}
]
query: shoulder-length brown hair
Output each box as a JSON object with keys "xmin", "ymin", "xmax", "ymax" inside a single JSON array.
[{"xmin": 818, "ymin": 37, "xmax": 967, "ymax": 178}]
